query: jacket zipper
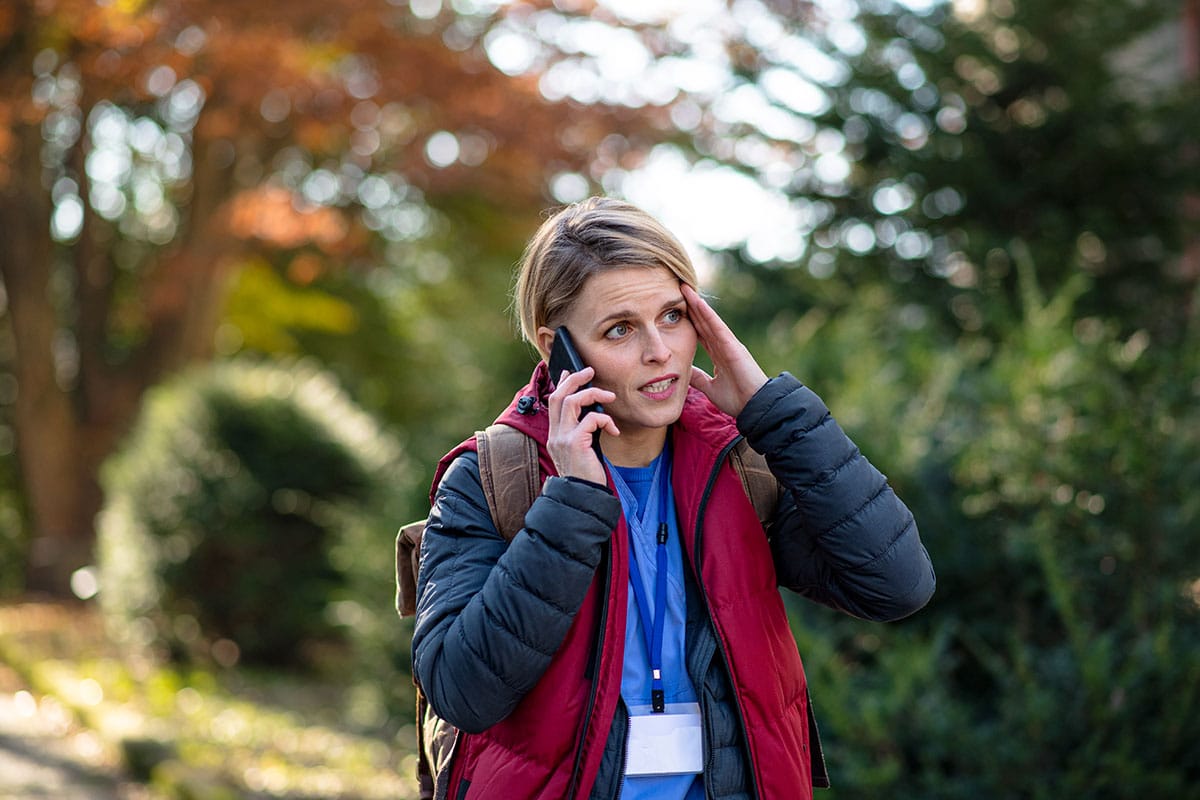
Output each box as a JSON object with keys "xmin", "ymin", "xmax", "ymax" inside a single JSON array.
[
  {"xmin": 566, "ymin": 538, "xmax": 613, "ymax": 800},
  {"xmin": 693, "ymin": 435, "xmax": 763, "ymax": 800}
]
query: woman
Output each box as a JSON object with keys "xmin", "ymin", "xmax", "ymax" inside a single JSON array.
[{"xmin": 412, "ymin": 197, "xmax": 935, "ymax": 800}]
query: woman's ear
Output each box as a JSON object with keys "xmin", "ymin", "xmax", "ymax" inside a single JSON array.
[{"xmin": 535, "ymin": 326, "xmax": 556, "ymax": 360}]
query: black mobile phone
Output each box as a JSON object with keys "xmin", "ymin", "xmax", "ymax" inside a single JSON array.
[{"xmin": 548, "ymin": 326, "xmax": 604, "ymax": 460}]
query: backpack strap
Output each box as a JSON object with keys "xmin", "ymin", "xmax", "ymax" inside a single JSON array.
[
  {"xmin": 403, "ymin": 423, "xmax": 542, "ymax": 800},
  {"xmin": 728, "ymin": 437, "xmax": 780, "ymax": 531},
  {"xmin": 395, "ymin": 424, "xmax": 540, "ymax": 619},
  {"xmin": 475, "ymin": 423, "xmax": 542, "ymax": 542},
  {"xmin": 395, "ymin": 520, "xmax": 427, "ymax": 617}
]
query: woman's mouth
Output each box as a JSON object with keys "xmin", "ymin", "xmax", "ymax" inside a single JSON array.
[{"xmin": 639, "ymin": 376, "xmax": 677, "ymax": 398}]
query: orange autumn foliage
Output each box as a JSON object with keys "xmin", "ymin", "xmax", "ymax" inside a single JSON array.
[{"xmin": 0, "ymin": 0, "xmax": 657, "ymax": 594}]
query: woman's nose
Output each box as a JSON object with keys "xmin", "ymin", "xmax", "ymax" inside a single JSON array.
[{"xmin": 642, "ymin": 329, "xmax": 671, "ymax": 363}]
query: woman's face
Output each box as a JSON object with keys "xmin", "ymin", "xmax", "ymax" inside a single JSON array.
[{"xmin": 538, "ymin": 266, "xmax": 698, "ymax": 458}]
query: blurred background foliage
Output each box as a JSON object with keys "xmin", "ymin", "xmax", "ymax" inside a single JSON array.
[
  {"xmin": 97, "ymin": 358, "xmax": 403, "ymax": 668},
  {"xmin": 1, "ymin": 0, "xmax": 1198, "ymax": 796}
]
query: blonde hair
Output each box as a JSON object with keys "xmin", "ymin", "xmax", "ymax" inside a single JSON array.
[{"xmin": 514, "ymin": 197, "xmax": 698, "ymax": 355}]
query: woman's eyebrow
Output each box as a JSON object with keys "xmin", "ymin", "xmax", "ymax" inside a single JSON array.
[
  {"xmin": 595, "ymin": 309, "xmax": 632, "ymax": 327},
  {"xmin": 594, "ymin": 295, "xmax": 685, "ymax": 328}
]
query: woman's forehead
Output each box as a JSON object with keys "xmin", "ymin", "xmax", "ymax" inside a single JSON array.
[{"xmin": 570, "ymin": 266, "xmax": 682, "ymax": 318}]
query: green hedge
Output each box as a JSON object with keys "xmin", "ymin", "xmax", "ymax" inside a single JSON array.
[{"xmin": 97, "ymin": 358, "xmax": 404, "ymax": 671}]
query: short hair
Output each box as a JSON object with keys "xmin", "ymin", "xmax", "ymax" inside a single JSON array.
[{"xmin": 514, "ymin": 197, "xmax": 698, "ymax": 354}]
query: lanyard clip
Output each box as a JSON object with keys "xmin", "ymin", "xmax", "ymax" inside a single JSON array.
[
  {"xmin": 657, "ymin": 522, "xmax": 668, "ymax": 545},
  {"xmin": 651, "ymin": 689, "xmax": 665, "ymax": 714}
]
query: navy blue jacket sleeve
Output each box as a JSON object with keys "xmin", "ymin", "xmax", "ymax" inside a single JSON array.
[
  {"xmin": 411, "ymin": 451, "xmax": 621, "ymax": 732},
  {"xmin": 737, "ymin": 373, "xmax": 935, "ymax": 621}
]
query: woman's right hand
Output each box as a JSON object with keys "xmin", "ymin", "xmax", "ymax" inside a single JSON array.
[{"xmin": 546, "ymin": 368, "xmax": 618, "ymax": 485}]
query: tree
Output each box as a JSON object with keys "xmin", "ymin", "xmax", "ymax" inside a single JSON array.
[{"xmin": 0, "ymin": 0, "xmax": 649, "ymax": 594}]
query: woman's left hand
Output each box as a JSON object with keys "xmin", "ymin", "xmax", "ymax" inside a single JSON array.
[{"xmin": 683, "ymin": 283, "xmax": 769, "ymax": 418}]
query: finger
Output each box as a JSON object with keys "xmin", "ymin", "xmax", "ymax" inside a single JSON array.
[
  {"xmin": 550, "ymin": 373, "xmax": 617, "ymax": 454},
  {"xmin": 555, "ymin": 370, "xmax": 616, "ymax": 412},
  {"xmin": 689, "ymin": 365, "xmax": 715, "ymax": 394},
  {"xmin": 685, "ymin": 288, "xmax": 758, "ymax": 381},
  {"xmin": 682, "ymin": 284, "xmax": 723, "ymax": 334},
  {"xmin": 548, "ymin": 367, "xmax": 593, "ymax": 417},
  {"xmin": 562, "ymin": 386, "xmax": 616, "ymax": 414},
  {"xmin": 545, "ymin": 370, "xmax": 570, "ymax": 424},
  {"xmin": 553, "ymin": 409, "xmax": 618, "ymax": 478},
  {"xmin": 580, "ymin": 410, "xmax": 620, "ymax": 439},
  {"xmin": 552, "ymin": 366, "xmax": 595, "ymax": 395},
  {"xmin": 558, "ymin": 385, "xmax": 615, "ymax": 429},
  {"xmin": 682, "ymin": 285, "xmax": 735, "ymax": 356}
]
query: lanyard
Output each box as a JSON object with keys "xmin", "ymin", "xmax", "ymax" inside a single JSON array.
[
  {"xmin": 617, "ymin": 451, "xmax": 673, "ymax": 714},
  {"xmin": 627, "ymin": 523, "xmax": 668, "ymax": 713}
]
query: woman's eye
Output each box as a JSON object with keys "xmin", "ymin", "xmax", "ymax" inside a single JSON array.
[
  {"xmin": 662, "ymin": 307, "xmax": 688, "ymax": 325},
  {"xmin": 605, "ymin": 322, "xmax": 630, "ymax": 339}
]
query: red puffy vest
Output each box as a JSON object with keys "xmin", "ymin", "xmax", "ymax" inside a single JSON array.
[{"xmin": 430, "ymin": 366, "xmax": 814, "ymax": 799}]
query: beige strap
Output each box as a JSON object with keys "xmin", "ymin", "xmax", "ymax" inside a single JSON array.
[
  {"xmin": 396, "ymin": 424, "xmax": 540, "ymax": 620},
  {"xmin": 728, "ymin": 438, "xmax": 780, "ymax": 531},
  {"xmin": 395, "ymin": 521, "xmax": 426, "ymax": 617},
  {"xmin": 475, "ymin": 423, "xmax": 542, "ymax": 542}
]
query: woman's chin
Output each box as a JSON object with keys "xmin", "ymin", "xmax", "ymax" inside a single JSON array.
[{"xmin": 616, "ymin": 403, "xmax": 686, "ymax": 437}]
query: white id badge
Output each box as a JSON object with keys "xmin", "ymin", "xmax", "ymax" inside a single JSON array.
[{"xmin": 625, "ymin": 702, "xmax": 703, "ymax": 777}]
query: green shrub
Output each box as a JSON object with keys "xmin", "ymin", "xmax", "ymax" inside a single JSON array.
[
  {"xmin": 97, "ymin": 358, "xmax": 403, "ymax": 670},
  {"xmin": 755, "ymin": 270, "xmax": 1200, "ymax": 797}
]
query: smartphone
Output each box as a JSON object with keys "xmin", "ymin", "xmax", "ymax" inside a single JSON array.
[{"xmin": 548, "ymin": 326, "xmax": 604, "ymax": 460}]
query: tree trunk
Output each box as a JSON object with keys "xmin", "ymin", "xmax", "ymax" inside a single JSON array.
[
  {"xmin": 0, "ymin": 124, "xmax": 94, "ymax": 595},
  {"xmin": 1, "ymin": 122, "xmax": 244, "ymax": 595}
]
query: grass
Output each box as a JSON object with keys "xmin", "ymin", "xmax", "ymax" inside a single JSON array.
[{"xmin": 0, "ymin": 601, "xmax": 421, "ymax": 799}]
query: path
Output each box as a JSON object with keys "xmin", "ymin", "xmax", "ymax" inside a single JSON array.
[{"xmin": 0, "ymin": 663, "xmax": 136, "ymax": 800}]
